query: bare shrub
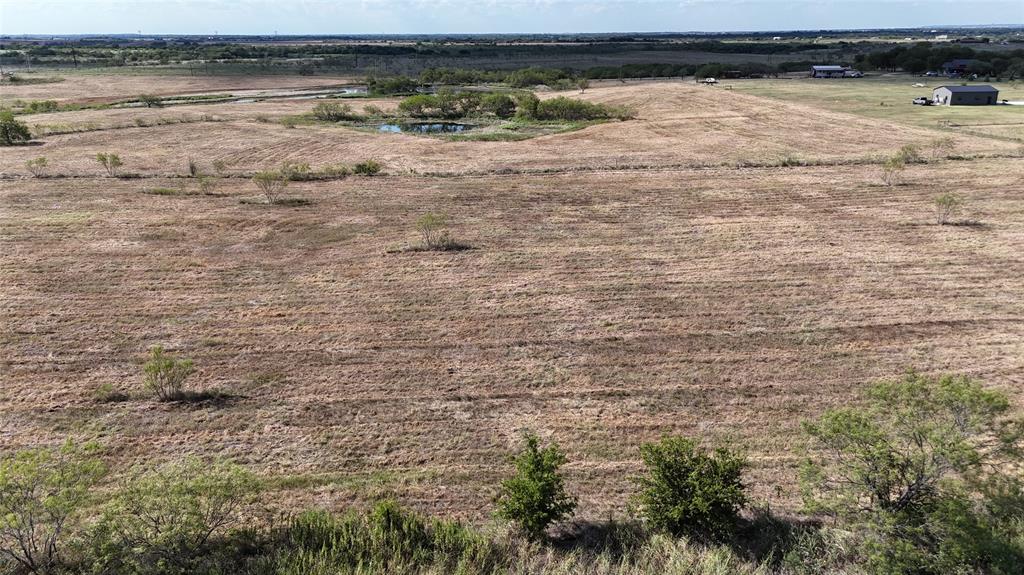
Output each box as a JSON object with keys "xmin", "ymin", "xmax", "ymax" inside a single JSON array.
[
  {"xmin": 880, "ymin": 156, "xmax": 905, "ymax": 186},
  {"xmin": 25, "ymin": 156, "xmax": 48, "ymax": 177},
  {"xmin": 95, "ymin": 153, "xmax": 123, "ymax": 177},
  {"xmin": 930, "ymin": 136, "xmax": 955, "ymax": 160},
  {"xmin": 935, "ymin": 192, "xmax": 965, "ymax": 225},
  {"xmin": 196, "ymin": 176, "xmax": 217, "ymax": 195},
  {"xmin": 252, "ymin": 170, "xmax": 289, "ymax": 203}
]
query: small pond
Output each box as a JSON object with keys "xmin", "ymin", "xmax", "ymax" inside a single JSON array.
[{"xmin": 378, "ymin": 122, "xmax": 472, "ymax": 134}]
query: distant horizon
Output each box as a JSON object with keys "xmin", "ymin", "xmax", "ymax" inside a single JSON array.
[
  {"xmin": 2, "ymin": 23, "xmax": 1024, "ymax": 40},
  {"xmin": 1, "ymin": 1, "xmax": 1022, "ymax": 36}
]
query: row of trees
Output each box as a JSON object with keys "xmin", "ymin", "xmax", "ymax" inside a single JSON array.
[
  {"xmin": 2, "ymin": 370, "xmax": 1021, "ymax": 574},
  {"xmin": 856, "ymin": 43, "xmax": 1024, "ymax": 77}
]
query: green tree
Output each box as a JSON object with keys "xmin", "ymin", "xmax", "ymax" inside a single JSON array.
[
  {"xmin": 142, "ymin": 345, "xmax": 194, "ymax": 401},
  {"xmin": 494, "ymin": 431, "xmax": 576, "ymax": 541},
  {"xmin": 0, "ymin": 441, "xmax": 105, "ymax": 574},
  {"xmin": 633, "ymin": 436, "xmax": 747, "ymax": 540},
  {"xmin": 92, "ymin": 458, "xmax": 259, "ymax": 575},
  {"xmin": 0, "ymin": 110, "xmax": 32, "ymax": 145},
  {"xmin": 801, "ymin": 370, "xmax": 1024, "ymax": 574}
]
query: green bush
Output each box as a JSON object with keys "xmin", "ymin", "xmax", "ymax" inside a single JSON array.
[
  {"xmin": 367, "ymin": 75, "xmax": 420, "ymax": 95},
  {"xmin": 91, "ymin": 458, "xmax": 259, "ymax": 575},
  {"xmin": 494, "ymin": 431, "xmax": 576, "ymax": 541},
  {"xmin": 633, "ymin": 436, "xmax": 747, "ymax": 540},
  {"xmin": 311, "ymin": 101, "xmax": 362, "ymax": 122},
  {"xmin": 142, "ymin": 345, "xmax": 194, "ymax": 401},
  {"xmin": 353, "ymin": 160, "xmax": 382, "ymax": 176},
  {"xmin": 0, "ymin": 111, "xmax": 32, "ymax": 145},
  {"xmin": 0, "ymin": 441, "xmax": 105, "ymax": 574},
  {"xmin": 534, "ymin": 96, "xmax": 632, "ymax": 121},
  {"xmin": 481, "ymin": 92, "xmax": 517, "ymax": 119}
]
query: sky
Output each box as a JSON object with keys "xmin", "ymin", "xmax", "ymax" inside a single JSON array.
[{"xmin": 0, "ymin": 0, "xmax": 1021, "ymax": 36}]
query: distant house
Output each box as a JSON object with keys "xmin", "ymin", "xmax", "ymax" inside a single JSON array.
[
  {"xmin": 941, "ymin": 59, "xmax": 981, "ymax": 75},
  {"xmin": 810, "ymin": 65, "xmax": 846, "ymax": 78},
  {"xmin": 932, "ymin": 85, "xmax": 999, "ymax": 106}
]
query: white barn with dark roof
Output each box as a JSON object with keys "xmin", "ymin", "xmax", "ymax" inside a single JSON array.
[{"xmin": 932, "ymin": 85, "xmax": 999, "ymax": 106}]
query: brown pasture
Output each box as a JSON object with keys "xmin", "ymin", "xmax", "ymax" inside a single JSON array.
[{"xmin": 1, "ymin": 75, "xmax": 1022, "ymax": 521}]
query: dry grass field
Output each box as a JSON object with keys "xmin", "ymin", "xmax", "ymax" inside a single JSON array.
[{"xmin": 2, "ymin": 73, "xmax": 1023, "ymax": 523}]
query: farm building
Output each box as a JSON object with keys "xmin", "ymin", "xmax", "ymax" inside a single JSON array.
[
  {"xmin": 941, "ymin": 59, "xmax": 982, "ymax": 75},
  {"xmin": 810, "ymin": 65, "xmax": 846, "ymax": 78},
  {"xmin": 932, "ymin": 85, "xmax": 999, "ymax": 106},
  {"xmin": 810, "ymin": 65, "xmax": 862, "ymax": 78}
]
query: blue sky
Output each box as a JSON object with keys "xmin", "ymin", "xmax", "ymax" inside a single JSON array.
[{"xmin": 1, "ymin": 1, "xmax": 1021, "ymax": 35}]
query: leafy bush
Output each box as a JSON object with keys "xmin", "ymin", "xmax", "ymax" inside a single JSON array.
[
  {"xmin": 801, "ymin": 370, "xmax": 1024, "ymax": 575},
  {"xmin": 0, "ymin": 110, "xmax": 32, "ymax": 145},
  {"xmin": 533, "ymin": 96, "xmax": 633, "ymax": 121},
  {"xmin": 934, "ymin": 192, "xmax": 965, "ymax": 225},
  {"xmin": 311, "ymin": 101, "xmax": 362, "ymax": 122},
  {"xmin": 481, "ymin": 92, "xmax": 517, "ymax": 119},
  {"xmin": 633, "ymin": 436, "xmax": 747, "ymax": 540},
  {"xmin": 353, "ymin": 160, "xmax": 382, "ymax": 176},
  {"xmin": 142, "ymin": 345, "xmax": 195, "ymax": 401},
  {"xmin": 92, "ymin": 458, "xmax": 259, "ymax": 575},
  {"xmin": 0, "ymin": 441, "xmax": 105, "ymax": 574},
  {"xmin": 23, "ymin": 100, "xmax": 60, "ymax": 113},
  {"xmin": 367, "ymin": 75, "xmax": 420, "ymax": 95},
  {"xmin": 494, "ymin": 431, "xmax": 577, "ymax": 541},
  {"xmin": 252, "ymin": 170, "xmax": 289, "ymax": 202},
  {"xmin": 95, "ymin": 152, "xmax": 124, "ymax": 177},
  {"xmin": 25, "ymin": 156, "xmax": 48, "ymax": 177}
]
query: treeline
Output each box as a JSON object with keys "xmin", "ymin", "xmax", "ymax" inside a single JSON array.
[
  {"xmin": 856, "ymin": 43, "xmax": 1024, "ymax": 76},
  {"xmin": 1, "ymin": 369, "xmax": 1022, "ymax": 575},
  {"xmin": 0, "ymin": 39, "xmax": 831, "ymax": 66}
]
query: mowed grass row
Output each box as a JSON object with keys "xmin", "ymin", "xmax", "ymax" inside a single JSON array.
[{"xmin": 2, "ymin": 158, "xmax": 1022, "ymax": 519}]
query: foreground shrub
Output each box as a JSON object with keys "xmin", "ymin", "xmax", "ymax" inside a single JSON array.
[
  {"xmin": 494, "ymin": 432, "xmax": 577, "ymax": 541},
  {"xmin": 0, "ymin": 441, "xmax": 105, "ymax": 574},
  {"xmin": 633, "ymin": 436, "xmax": 747, "ymax": 540},
  {"xmin": 91, "ymin": 458, "xmax": 259, "ymax": 575},
  {"xmin": 0, "ymin": 110, "xmax": 32, "ymax": 145},
  {"xmin": 801, "ymin": 370, "xmax": 1024, "ymax": 574},
  {"xmin": 142, "ymin": 345, "xmax": 194, "ymax": 401}
]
